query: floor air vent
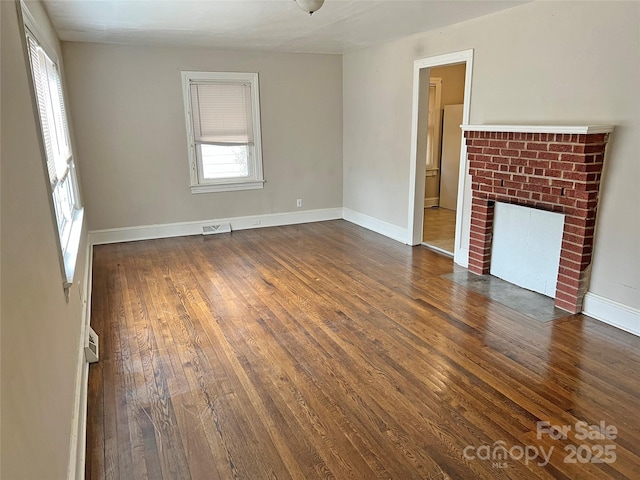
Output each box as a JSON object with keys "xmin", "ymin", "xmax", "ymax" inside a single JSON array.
[
  {"xmin": 202, "ymin": 223, "xmax": 232, "ymax": 235},
  {"xmin": 85, "ymin": 326, "xmax": 99, "ymax": 363}
]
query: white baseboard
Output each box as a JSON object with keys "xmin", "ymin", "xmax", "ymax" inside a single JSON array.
[
  {"xmin": 89, "ymin": 208, "xmax": 343, "ymax": 245},
  {"xmin": 67, "ymin": 241, "xmax": 93, "ymax": 480},
  {"xmin": 424, "ymin": 197, "xmax": 439, "ymax": 208},
  {"xmin": 583, "ymin": 292, "xmax": 640, "ymax": 337},
  {"xmin": 342, "ymin": 208, "xmax": 408, "ymax": 244}
]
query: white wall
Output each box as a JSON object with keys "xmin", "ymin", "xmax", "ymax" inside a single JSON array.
[
  {"xmin": 343, "ymin": 1, "xmax": 640, "ymax": 313},
  {"xmin": 62, "ymin": 42, "xmax": 343, "ymax": 231},
  {"xmin": 1, "ymin": 1, "xmax": 90, "ymax": 478}
]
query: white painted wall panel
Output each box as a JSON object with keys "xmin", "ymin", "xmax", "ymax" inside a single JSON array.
[{"xmin": 490, "ymin": 203, "xmax": 564, "ymax": 297}]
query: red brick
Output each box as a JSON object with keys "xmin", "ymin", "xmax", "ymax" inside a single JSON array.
[
  {"xmin": 562, "ymin": 232, "xmax": 584, "ymax": 244},
  {"xmin": 541, "ymin": 194, "xmax": 560, "ymax": 204},
  {"xmin": 472, "ymin": 197, "xmax": 489, "ymax": 206},
  {"xmin": 489, "ymin": 140, "xmax": 508, "ymax": 148},
  {"xmin": 550, "ymin": 179, "xmax": 574, "ymax": 188},
  {"xmin": 493, "ymin": 156, "xmax": 510, "ymax": 164},
  {"xmin": 550, "ymin": 161, "xmax": 574, "ymax": 171},
  {"xmin": 470, "ymin": 225, "xmax": 489, "ymax": 236},
  {"xmin": 557, "ymin": 283, "xmax": 580, "ymax": 298},
  {"xmin": 559, "ymin": 257, "xmax": 583, "ymax": 272},
  {"xmin": 574, "ymin": 163, "xmax": 603, "ymax": 173},
  {"xmin": 554, "ymin": 297, "xmax": 579, "ymax": 314},
  {"xmin": 528, "ymin": 184, "xmax": 552, "ymax": 194},
  {"xmin": 549, "ymin": 143, "xmax": 573, "ymax": 152},
  {"xmin": 529, "ymin": 176, "xmax": 552, "ymax": 186},
  {"xmin": 560, "ymin": 153, "xmax": 587, "ymax": 163},
  {"xmin": 504, "ymin": 181, "xmax": 524, "ymax": 190},
  {"xmin": 520, "ymin": 150, "xmax": 538, "ymax": 159},
  {"xmin": 558, "ymin": 265, "xmax": 580, "ymax": 277},
  {"xmin": 500, "ymin": 149, "xmax": 520, "ymax": 157},
  {"xmin": 562, "ymin": 249, "xmax": 590, "ymax": 264},
  {"xmin": 528, "ymin": 159, "xmax": 550, "ymax": 169},
  {"xmin": 572, "ymin": 144, "xmax": 586, "ymax": 153},
  {"xmin": 561, "ymin": 240, "xmax": 585, "ymax": 254},
  {"xmin": 537, "ymin": 151, "xmax": 560, "ymax": 161},
  {"xmin": 585, "ymin": 133, "xmax": 606, "ymax": 143},
  {"xmin": 572, "ymin": 181, "xmax": 601, "ymax": 193},
  {"xmin": 584, "ymin": 143, "xmax": 606, "ymax": 153},
  {"xmin": 563, "ymin": 223, "xmax": 588, "ymax": 237},
  {"xmin": 562, "ymin": 171, "xmax": 587, "ymax": 181},
  {"xmin": 565, "ymin": 207, "xmax": 590, "ymax": 219},
  {"xmin": 555, "ymin": 289, "xmax": 578, "ymax": 304},
  {"xmin": 527, "ymin": 142, "xmax": 549, "ymax": 151},
  {"xmin": 508, "ymin": 141, "xmax": 525, "ymax": 149}
]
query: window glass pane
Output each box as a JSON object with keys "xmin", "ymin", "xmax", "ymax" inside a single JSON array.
[{"xmin": 200, "ymin": 144, "xmax": 249, "ymax": 179}]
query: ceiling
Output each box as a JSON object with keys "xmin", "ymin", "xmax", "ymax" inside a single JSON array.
[{"xmin": 43, "ymin": 0, "xmax": 527, "ymax": 54}]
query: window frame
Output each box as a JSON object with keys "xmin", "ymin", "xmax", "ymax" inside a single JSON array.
[
  {"xmin": 181, "ymin": 71, "xmax": 265, "ymax": 194},
  {"xmin": 21, "ymin": 3, "xmax": 84, "ymax": 291}
]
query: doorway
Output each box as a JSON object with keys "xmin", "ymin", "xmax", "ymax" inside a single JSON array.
[
  {"xmin": 407, "ymin": 49, "xmax": 474, "ymax": 268},
  {"xmin": 422, "ymin": 64, "xmax": 466, "ymax": 255}
]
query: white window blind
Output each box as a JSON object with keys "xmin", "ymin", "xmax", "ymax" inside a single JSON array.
[
  {"xmin": 26, "ymin": 31, "xmax": 72, "ymax": 187},
  {"xmin": 189, "ymin": 82, "xmax": 254, "ymax": 146}
]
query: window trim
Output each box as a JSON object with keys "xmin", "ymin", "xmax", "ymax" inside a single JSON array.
[
  {"xmin": 181, "ymin": 71, "xmax": 265, "ymax": 194},
  {"xmin": 20, "ymin": 1, "xmax": 84, "ymax": 293}
]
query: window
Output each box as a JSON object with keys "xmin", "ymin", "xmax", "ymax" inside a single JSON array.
[
  {"xmin": 25, "ymin": 26, "xmax": 83, "ymax": 288},
  {"xmin": 181, "ymin": 71, "xmax": 264, "ymax": 193}
]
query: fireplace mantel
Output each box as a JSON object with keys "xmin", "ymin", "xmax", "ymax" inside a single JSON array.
[
  {"xmin": 462, "ymin": 124, "xmax": 614, "ymax": 313},
  {"xmin": 461, "ymin": 124, "xmax": 614, "ymax": 135}
]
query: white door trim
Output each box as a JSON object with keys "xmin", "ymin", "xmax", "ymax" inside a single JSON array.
[{"xmin": 407, "ymin": 49, "xmax": 474, "ymax": 268}]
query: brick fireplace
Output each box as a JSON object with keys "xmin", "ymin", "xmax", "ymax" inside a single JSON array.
[{"xmin": 461, "ymin": 125, "xmax": 613, "ymax": 313}]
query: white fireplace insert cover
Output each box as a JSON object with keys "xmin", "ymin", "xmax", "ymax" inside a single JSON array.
[{"xmin": 490, "ymin": 202, "xmax": 565, "ymax": 298}]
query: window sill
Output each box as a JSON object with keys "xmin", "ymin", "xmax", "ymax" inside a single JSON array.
[
  {"xmin": 190, "ymin": 180, "xmax": 265, "ymax": 194},
  {"xmin": 62, "ymin": 207, "xmax": 84, "ymax": 290}
]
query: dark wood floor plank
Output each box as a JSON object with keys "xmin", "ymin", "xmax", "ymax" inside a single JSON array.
[{"xmin": 86, "ymin": 220, "xmax": 640, "ymax": 479}]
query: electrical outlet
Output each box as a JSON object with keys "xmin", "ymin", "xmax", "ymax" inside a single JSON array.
[{"xmin": 296, "ymin": 199, "xmax": 303, "ymax": 208}]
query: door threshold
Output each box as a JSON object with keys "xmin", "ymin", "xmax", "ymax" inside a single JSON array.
[{"xmin": 421, "ymin": 242, "xmax": 454, "ymax": 258}]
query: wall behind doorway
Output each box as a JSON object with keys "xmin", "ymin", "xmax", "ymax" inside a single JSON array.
[{"xmin": 424, "ymin": 63, "xmax": 466, "ymax": 203}]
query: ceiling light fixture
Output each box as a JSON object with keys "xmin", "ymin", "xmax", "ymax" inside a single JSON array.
[{"xmin": 294, "ymin": 0, "xmax": 324, "ymax": 16}]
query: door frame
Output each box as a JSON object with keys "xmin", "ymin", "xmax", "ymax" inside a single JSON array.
[{"xmin": 407, "ymin": 49, "xmax": 474, "ymax": 267}]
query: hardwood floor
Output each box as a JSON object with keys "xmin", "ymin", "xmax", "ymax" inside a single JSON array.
[
  {"xmin": 423, "ymin": 207, "xmax": 456, "ymax": 253},
  {"xmin": 86, "ymin": 220, "xmax": 640, "ymax": 479}
]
